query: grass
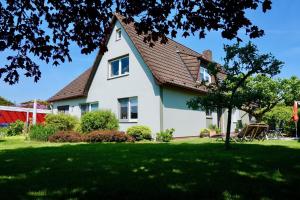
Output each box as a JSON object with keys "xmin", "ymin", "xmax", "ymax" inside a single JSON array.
[{"xmin": 0, "ymin": 136, "xmax": 300, "ymax": 199}]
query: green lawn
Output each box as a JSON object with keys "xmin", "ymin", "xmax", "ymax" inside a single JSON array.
[{"xmin": 1, "ymin": 136, "xmax": 300, "ymax": 199}]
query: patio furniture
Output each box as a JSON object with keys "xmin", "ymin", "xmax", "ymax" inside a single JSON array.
[
  {"xmin": 239, "ymin": 123, "xmax": 269, "ymax": 141},
  {"xmin": 215, "ymin": 123, "xmax": 269, "ymax": 142}
]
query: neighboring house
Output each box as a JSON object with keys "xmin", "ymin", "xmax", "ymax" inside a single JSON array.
[{"xmin": 48, "ymin": 14, "xmax": 249, "ymax": 137}]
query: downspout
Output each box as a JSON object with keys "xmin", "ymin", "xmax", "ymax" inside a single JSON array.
[{"xmin": 159, "ymin": 86, "xmax": 164, "ymax": 132}]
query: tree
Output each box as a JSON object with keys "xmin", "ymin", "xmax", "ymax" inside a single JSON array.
[
  {"xmin": 239, "ymin": 76, "xmax": 300, "ymax": 122},
  {"xmin": 262, "ymin": 105, "xmax": 296, "ymax": 135},
  {"xmin": 281, "ymin": 76, "xmax": 300, "ymax": 106},
  {"xmin": 187, "ymin": 42, "xmax": 283, "ymax": 149},
  {"xmin": 238, "ymin": 75, "xmax": 283, "ymax": 122},
  {"xmin": 0, "ymin": 0, "xmax": 273, "ymax": 84},
  {"xmin": 0, "ymin": 96, "xmax": 14, "ymax": 106}
]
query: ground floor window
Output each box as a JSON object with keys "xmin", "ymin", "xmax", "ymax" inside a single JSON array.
[
  {"xmin": 80, "ymin": 102, "xmax": 99, "ymax": 116},
  {"xmin": 118, "ymin": 97, "xmax": 138, "ymax": 122},
  {"xmin": 57, "ymin": 105, "xmax": 69, "ymax": 114}
]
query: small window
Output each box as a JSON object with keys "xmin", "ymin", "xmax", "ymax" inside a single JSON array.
[
  {"xmin": 80, "ymin": 104, "xmax": 89, "ymax": 116},
  {"xmin": 116, "ymin": 28, "xmax": 121, "ymax": 40},
  {"xmin": 118, "ymin": 97, "xmax": 138, "ymax": 122},
  {"xmin": 80, "ymin": 102, "xmax": 99, "ymax": 116},
  {"xmin": 206, "ymin": 109, "xmax": 212, "ymax": 117},
  {"xmin": 200, "ymin": 67, "xmax": 211, "ymax": 83},
  {"xmin": 90, "ymin": 103, "xmax": 99, "ymax": 111},
  {"xmin": 109, "ymin": 56, "xmax": 129, "ymax": 78},
  {"xmin": 57, "ymin": 105, "xmax": 69, "ymax": 114}
]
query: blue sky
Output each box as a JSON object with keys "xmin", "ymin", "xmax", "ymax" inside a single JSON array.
[{"xmin": 1, "ymin": 0, "xmax": 299, "ymax": 104}]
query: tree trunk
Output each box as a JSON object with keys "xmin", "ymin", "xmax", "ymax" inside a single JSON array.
[{"xmin": 225, "ymin": 106, "xmax": 232, "ymax": 150}]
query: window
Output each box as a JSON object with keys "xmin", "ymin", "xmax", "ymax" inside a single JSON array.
[
  {"xmin": 118, "ymin": 97, "xmax": 138, "ymax": 122},
  {"xmin": 116, "ymin": 28, "xmax": 121, "ymax": 40},
  {"xmin": 109, "ymin": 56, "xmax": 129, "ymax": 78},
  {"xmin": 206, "ymin": 109, "xmax": 212, "ymax": 117},
  {"xmin": 90, "ymin": 103, "xmax": 99, "ymax": 111},
  {"xmin": 57, "ymin": 105, "xmax": 69, "ymax": 114},
  {"xmin": 80, "ymin": 102, "xmax": 99, "ymax": 116},
  {"xmin": 200, "ymin": 67, "xmax": 211, "ymax": 83}
]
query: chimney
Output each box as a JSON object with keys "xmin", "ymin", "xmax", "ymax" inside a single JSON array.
[{"xmin": 202, "ymin": 50, "xmax": 212, "ymax": 61}]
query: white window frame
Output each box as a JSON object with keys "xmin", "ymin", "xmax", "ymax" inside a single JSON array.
[
  {"xmin": 199, "ymin": 67, "xmax": 212, "ymax": 83},
  {"xmin": 116, "ymin": 28, "xmax": 121, "ymax": 41},
  {"xmin": 80, "ymin": 102, "xmax": 99, "ymax": 116},
  {"xmin": 57, "ymin": 105, "xmax": 69, "ymax": 114},
  {"xmin": 108, "ymin": 55, "xmax": 129, "ymax": 79},
  {"xmin": 118, "ymin": 97, "xmax": 138, "ymax": 123}
]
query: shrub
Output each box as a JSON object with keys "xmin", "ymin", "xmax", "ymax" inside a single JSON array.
[
  {"xmin": 200, "ymin": 128, "xmax": 210, "ymax": 138},
  {"xmin": 215, "ymin": 127, "xmax": 222, "ymax": 134},
  {"xmin": 263, "ymin": 105, "xmax": 295, "ymax": 135},
  {"xmin": 84, "ymin": 130, "xmax": 134, "ymax": 143},
  {"xmin": 126, "ymin": 125, "xmax": 152, "ymax": 141},
  {"xmin": 45, "ymin": 114, "xmax": 78, "ymax": 131},
  {"xmin": 48, "ymin": 131, "xmax": 83, "ymax": 143},
  {"xmin": 81, "ymin": 110, "xmax": 119, "ymax": 133},
  {"xmin": 6, "ymin": 120, "xmax": 24, "ymax": 136},
  {"xmin": 208, "ymin": 124, "xmax": 218, "ymax": 130},
  {"xmin": 156, "ymin": 128, "xmax": 175, "ymax": 142},
  {"xmin": 0, "ymin": 127, "xmax": 8, "ymax": 137},
  {"xmin": 29, "ymin": 124, "xmax": 57, "ymax": 141}
]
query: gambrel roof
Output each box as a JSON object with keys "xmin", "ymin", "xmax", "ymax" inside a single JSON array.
[{"xmin": 49, "ymin": 14, "xmax": 212, "ymax": 102}]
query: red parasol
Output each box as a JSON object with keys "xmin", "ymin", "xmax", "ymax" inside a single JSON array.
[{"xmin": 292, "ymin": 101, "xmax": 299, "ymax": 122}]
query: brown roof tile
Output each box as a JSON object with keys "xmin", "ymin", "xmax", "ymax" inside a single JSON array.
[
  {"xmin": 49, "ymin": 14, "xmax": 210, "ymax": 102},
  {"xmin": 48, "ymin": 68, "xmax": 92, "ymax": 102}
]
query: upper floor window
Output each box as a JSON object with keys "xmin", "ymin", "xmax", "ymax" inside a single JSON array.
[
  {"xmin": 200, "ymin": 67, "xmax": 211, "ymax": 83},
  {"xmin": 116, "ymin": 28, "xmax": 121, "ymax": 40},
  {"xmin": 109, "ymin": 56, "xmax": 129, "ymax": 78}
]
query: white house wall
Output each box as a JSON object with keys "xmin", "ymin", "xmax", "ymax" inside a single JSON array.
[
  {"xmin": 86, "ymin": 20, "xmax": 161, "ymax": 133},
  {"xmin": 52, "ymin": 98, "xmax": 86, "ymax": 119},
  {"xmin": 162, "ymin": 87, "xmax": 218, "ymax": 137}
]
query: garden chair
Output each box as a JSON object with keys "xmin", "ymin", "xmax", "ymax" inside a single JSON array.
[{"xmin": 241, "ymin": 123, "xmax": 269, "ymax": 141}]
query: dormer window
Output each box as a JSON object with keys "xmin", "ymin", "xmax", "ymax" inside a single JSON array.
[
  {"xmin": 200, "ymin": 67, "xmax": 211, "ymax": 83},
  {"xmin": 116, "ymin": 28, "xmax": 121, "ymax": 40}
]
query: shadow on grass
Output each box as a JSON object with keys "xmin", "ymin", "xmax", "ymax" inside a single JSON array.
[{"xmin": 0, "ymin": 142, "xmax": 300, "ymax": 199}]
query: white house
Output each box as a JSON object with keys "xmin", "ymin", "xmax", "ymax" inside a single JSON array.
[{"xmin": 48, "ymin": 14, "xmax": 249, "ymax": 137}]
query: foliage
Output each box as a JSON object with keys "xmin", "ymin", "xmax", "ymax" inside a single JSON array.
[
  {"xmin": 0, "ymin": 127, "xmax": 8, "ymax": 137},
  {"xmin": 6, "ymin": 120, "xmax": 24, "ymax": 136},
  {"xmin": 0, "ymin": 96, "xmax": 14, "ymax": 106},
  {"xmin": 200, "ymin": 128, "xmax": 210, "ymax": 138},
  {"xmin": 29, "ymin": 124, "xmax": 57, "ymax": 141},
  {"xmin": 20, "ymin": 99, "xmax": 50, "ymax": 109},
  {"xmin": 0, "ymin": 1, "xmax": 272, "ymax": 84},
  {"xmin": 208, "ymin": 124, "xmax": 221, "ymax": 134},
  {"xmin": 263, "ymin": 105, "xmax": 294, "ymax": 135},
  {"xmin": 187, "ymin": 42, "xmax": 283, "ymax": 149},
  {"xmin": 238, "ymin": 75, "xmax": 284, "ymax": 122},
  {"xmin": 156, "ymin": 128, "xmax": 175, "ymax": 142},
  {"xmin": 126, "ymin": 125, "xmax": 152, "ymax": 141},
  {"xmin": 83, "ymin": 130, "xmax": 134, "ymax": 143},
  {"xmin": 48, "ymin": 131, "xmax": 83, "ymax": 143},
  {"xmin": 81, "ymin": 110, "xmax": 119, "ymax": 133},
  {"xmin": 236, "ymin": 120, "xmax": 244, "ymax": 129},
  {"xmin": 281, "ymin": 76, "xmax": 300, "ymax": 106},
  {"xmin": 45, "ymin": 114, "xmax": 78, "ymax": 131},
  {"xmin": 208, "ymin": 124, "xmax": 217, "ymax": 130}
]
